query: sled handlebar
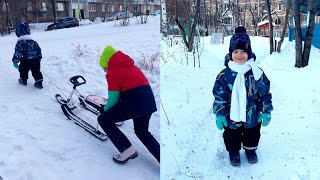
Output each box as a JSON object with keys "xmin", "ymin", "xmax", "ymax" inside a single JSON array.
[{"xmin": 70, "ymin": 75, "xmax": 86, "ymax": 87}]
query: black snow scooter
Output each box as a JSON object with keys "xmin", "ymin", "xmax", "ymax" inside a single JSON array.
[{"xmin": 55, "ymin": 75, "xmax": 123, "ymax": 141}]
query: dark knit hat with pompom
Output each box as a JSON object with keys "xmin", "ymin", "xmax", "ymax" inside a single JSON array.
[
  {"xmin": 235, "ymin": 26, "xmax": 247, "ymax": 34},
  {"xmin": 229, "ymin": 33, "xmax": 252, "ymax": 56}
]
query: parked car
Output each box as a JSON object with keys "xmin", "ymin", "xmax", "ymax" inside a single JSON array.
[
  {"xmin": 113, "ymin": 11, "xmax": 133, "ymax": 20},
  {"xmin": 47, "ymin": 17, "xmax": 79, "ymax": 31},
  {"xmin": 105, "ymin": 16, "xmax": 115, "ymax": 22},
  {"xmin": 151, "ymin": 10, "xmax": 160, "ymax": 16}
]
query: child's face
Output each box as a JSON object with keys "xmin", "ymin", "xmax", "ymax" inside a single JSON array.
[
  {"xmin": 103, "ymin": 67, "xmax": 108, "ymax": 73},
  {"xmin": 232, "ymin": 49, "xmax": 248, "ymax": 64}
]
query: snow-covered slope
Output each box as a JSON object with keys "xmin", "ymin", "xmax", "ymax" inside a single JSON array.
[{"xmin": 0, "ymin": 17, "xmax": 160, "ymax": 180}]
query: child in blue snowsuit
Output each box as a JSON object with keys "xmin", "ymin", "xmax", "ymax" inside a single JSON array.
[
  {"xmin": 212, "ymin": 32, "xmax": 273, "ymax": 166},
  {"xmin": 12, "ymin": 21, "xmax": 43, "ymax": 89}
]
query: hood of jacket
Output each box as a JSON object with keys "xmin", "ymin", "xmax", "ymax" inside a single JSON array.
[
  {"xmin": 108, "ymin": 51, "xmax": 134, "ymax": 70},
  {"xmin": 15, "ymin": 21, "xmax": 31, "ymax": 37}
]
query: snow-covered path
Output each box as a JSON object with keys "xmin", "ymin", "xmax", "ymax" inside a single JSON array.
[
  {"xmin": 160, "ymin": 36, "xmax": 320, "ymax": 179},
  {"xmin": 0, "ymin": 17, "xmax": 160, "ymax": 180}
]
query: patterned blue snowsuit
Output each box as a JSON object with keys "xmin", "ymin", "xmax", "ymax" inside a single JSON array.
[
  {"xmin": 12, "ymin": 21, "xmax": 43, "ymax": 83},
  {"xmin": 212, "ymin": 59, "xmax": 273, "ymax": 151}
]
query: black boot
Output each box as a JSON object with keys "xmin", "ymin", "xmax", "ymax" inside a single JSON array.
[
  {"xmin": 245, "ymin": 149, "xmax": 258, "ymax": 164},
  {"xmin": 229, "ymin": 151, "xmax": 240, "ymax": 166},
  {"xmin": 34, "ymin": 81, "xmax": 43, "ymax": 89},
  {"xmin": 18, "ymin": 78, "xmax": 27, "ymax": 86}
]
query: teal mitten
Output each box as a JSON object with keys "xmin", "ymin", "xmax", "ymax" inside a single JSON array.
[
  {"xmin": 103, "ymin": 104, "xmax": 108, "ymax": 112},
  {"xmin": 102, "ymin": 91, "xmax": 120, "ymax": 112},
  {"xmin": 13, "ymin": 62, "xmax": 19, "ymax": 69},
  {"xmin": 258, "ymin": 113, "xmax": 271, "ymax": 127},
  {"xmin": 216, "ymin": 116, "xmax": 228, "ymax": 130}
]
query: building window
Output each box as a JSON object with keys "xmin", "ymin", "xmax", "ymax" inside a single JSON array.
[
  {"xmin": 40, "ymin": 2, "xmax": 47, "ymax": 11},
  {"xmin": 239, "ymin": 7, "xmax": 243, "ymax": 14},
  {"xmin": 102, "ymin": 5, "xmax": 105, "ymax": 12},
  {"xmin": 276, "ymin": 3, "xmax": 282, "ymax": 11},
  {"xmin": 27, "ymin": 2, "xmax": 33, "ymax": 11},
  {"xmin": 224, "ymin": 17, "xmax": 232, "ymax": 25},
  {"xmin": 108, "ymin": 5, "xmax": 114, "ymax": 13},
  {"xmin": 316, "ymin": 17, "xmax": 320, "ymax": 23},
  {"xmin": 2, "ymin": 3, "xmax": 9, "ymax": 11},
  {"xmin": 275, "ymin": 18, "xmax": 281, "ymax": 25},
  {"xmin": 56, "ymin": 3, "xmax": 64, "ymax": 11},
  {"xmin": 119, "ymin": 5, "xmax": 123, "ymax": 11},
  {"xmin": 90, "ymin": 4, "xmax": 96, "ymax": 12}
]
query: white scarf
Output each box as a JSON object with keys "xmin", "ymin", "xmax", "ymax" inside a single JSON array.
[
  {"xmin": 228, "ymin": 58, "xmax": 263, "ymax": 122},
  {"xmin": 17, "ymin": 35, "xmax": 33, "ymax": 42}
]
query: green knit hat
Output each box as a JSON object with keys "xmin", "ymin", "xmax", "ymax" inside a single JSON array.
[{"xmin": 99, "ymin": 45, "xmax": 116, "ymax": 68}]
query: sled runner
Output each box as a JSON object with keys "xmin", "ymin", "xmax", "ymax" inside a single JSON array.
[{"xmin": 55, "ymin": 75, "xmax": 122, "ymax": 141}]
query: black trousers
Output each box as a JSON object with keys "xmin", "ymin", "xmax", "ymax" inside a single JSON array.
[
  {"xmin": 98, "ymin": 106, "xmax": 160, "ymax": 163},
  {"xmin": 223, "ymin": 122, "xmax": 261, "ymax": 152},
  {"xmin": 19, "ymin": 61, "xmax": 43, "ymax": 82}
]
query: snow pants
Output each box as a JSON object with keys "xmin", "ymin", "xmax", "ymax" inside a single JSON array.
[
  {"xmin": 19, "ymin": 60, "xmax": 43, "ymax": 82},
  {"xmin": 98, "ymin": 107, "xmax": 160, "ymax": 163},
  {"xmin": 223, "ymin": 122, "xmax": 261, "ymax": 152}
]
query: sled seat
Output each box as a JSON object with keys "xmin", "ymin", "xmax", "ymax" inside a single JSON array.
[{"xmin": 85, "ymin": 94, "xmax": 108, "ymax": 110}]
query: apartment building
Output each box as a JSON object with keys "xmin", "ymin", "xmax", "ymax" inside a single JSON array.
[
  {"xmin": 0, "ymin": 0, "xmax": 160, "ymax": 34},
  {"xmin": 218, "ymin": 0, "xmax": 320, "ymax": 36}
]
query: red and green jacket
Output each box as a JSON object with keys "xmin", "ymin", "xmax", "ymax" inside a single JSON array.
[{"xmin": 105, "ymin": 51, "xmax": 157, "ymax": 115}]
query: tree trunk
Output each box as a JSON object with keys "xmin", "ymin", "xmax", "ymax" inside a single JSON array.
[
  {"xmin": 215, "ymin": 0, "xmax": 218, "ymax": 33},
  {"xmin": 175, "ymin": 0, "xmax": 189, "ymax": 50},
  {"xmin": 292, "ymin": 0, "xmax": 303, "ymax": 67},
  {"xmin": 4, "ymin": 0, "xmax": 10, "ymax": 34},
  {"xmin": 266, "ymin": 0, "xmax": 273, "ymax": 54},
  {"xmin": 175, "ymin": 0, "xmax": 201, "ymax": 52},
  {"xmin": 302, "ymin": 0, "xmax": 316, "ymax": 67},
  {"xmin": 277, "ymin": 0, "xmax": 291, "ymax": 53},
  {"xmin": 187, "ymin": 0, "xmax": 201, "ymax": 52}
]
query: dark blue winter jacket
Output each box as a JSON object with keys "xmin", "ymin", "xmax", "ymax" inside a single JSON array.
[
  {"xmin": 12, "ymin": 21, "xmax": 42, "ymax": 63},
  {"xmin": 212, "ymin": 67, "xmax": 273, "ymax": 129}
]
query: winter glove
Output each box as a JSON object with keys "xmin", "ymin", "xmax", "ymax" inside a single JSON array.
[
  {"xmin": 216, "ymin": 116, "xmax": 228, "ymax": 130},
  {"xmin": 258, "ymin": 113, "xmax": 271, "ymax": 127},
  {"xmin": 13, "ymin": 62, "xmax": 19, "ymax": 69},
  {"xmin": 103, "ymin": 91, "xmax": 120, "ymax": 111},
  {"xmin": 103, "ymin": 104, "xmax": 108, "ymax": 112}
]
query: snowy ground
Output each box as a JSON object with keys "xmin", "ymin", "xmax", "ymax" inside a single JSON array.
[
  {"xmin": 160, "ymin": 35, "xmax": 320, "ymax": 179},
  {"xmin": 0, "ymin": 16, "xmax": 160, "ymax": 180}
]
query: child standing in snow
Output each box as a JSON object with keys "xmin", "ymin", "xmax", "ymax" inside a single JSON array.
[
  {"xmin": 12, "ymin": 21, "xmax": 43, "ymax": 89},
  {"xmin": 97, "ymin": 45, "xmax": 160, "ymax": 164},
  {"xmin": 212, "ymin": 32, "xmax": 273, "ymax": 166}
]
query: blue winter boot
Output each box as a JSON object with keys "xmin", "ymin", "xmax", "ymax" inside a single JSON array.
[
  {"xmin": 245, "ymin": 149, "xmax": 258, "ymax": 164},
  {"xmin": 34, "ymin": 81, "xmax": 43, "ymax": 89},
  {"xmin": 18, "ymin": 78, "xmax": 27, "ymax": 86},
  {"xmin": 229, "ymin": 151, "xmax": 240, "ymax": 166}
]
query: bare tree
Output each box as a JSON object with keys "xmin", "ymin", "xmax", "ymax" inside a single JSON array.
[
  {"xmin": 302, "ymin": 0, "xmax": 316, "ymax": 67},
  {"xmin": 247, "ymin": 0, "xmax": 262, "ymax": 35},
  {"xmin": 175, "ymin": 0, "xmax": 201, "ymax": 52},
  {"xmin": 265, "ymin": 0, "xmax": 273, "ymax": 54},
  {"xmin": 4, "ymin": 0, "xmax": 10, "ymax": 34},
  {"xmin": 292, "ymin": 0, "xmax": 303, "ymax": 67},
  {"xmin": 277, "ymin": 0, "xmax": 291, "ymax": 53}
]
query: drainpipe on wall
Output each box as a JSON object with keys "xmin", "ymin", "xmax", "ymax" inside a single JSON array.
[
  {"xmin": 52, "ymin": 0, "xmax": 57, "ymax": 20},
  {"xmin": 77, "ymin": 0, "xmax": 81, "ymax": 20}
]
